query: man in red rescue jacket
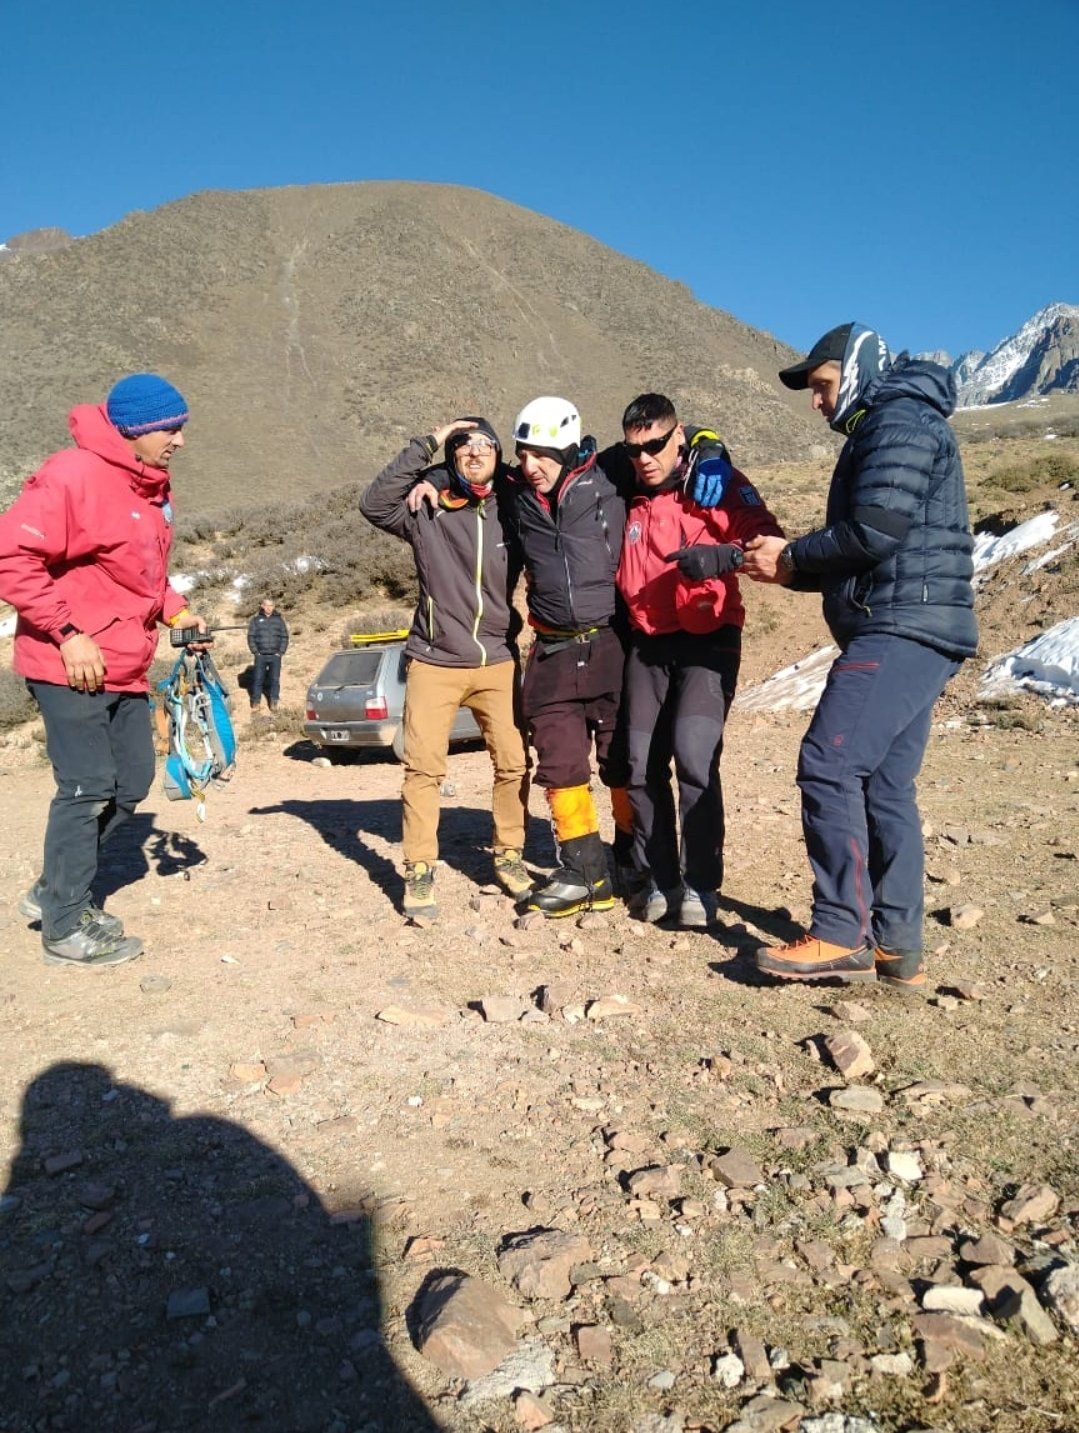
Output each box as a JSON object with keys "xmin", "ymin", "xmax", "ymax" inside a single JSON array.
[
  {"xmin": 0, "ymin": 374, "xmax": 206, "ymax": 967},
  {"xmin": 616, "ymin": 393, "xmax": 784, "ymax": 927}
]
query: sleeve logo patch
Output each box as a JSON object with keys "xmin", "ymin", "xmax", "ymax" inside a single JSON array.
[
  {"xmin": 626, "ymin": 521, "xmax": 642, "ymax": 544},
  {"xmin": 739, "ymin": 485, "xmax": 761, "ymax": 506}
]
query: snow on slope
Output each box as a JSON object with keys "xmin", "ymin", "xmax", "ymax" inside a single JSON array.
[
  {"xmin": 738, "ymin": 507, "xmax": 1075, "ymax": 713},
  {"xmin": 956, "ymin": 302, "xmax": 1079, "ymax": 408},
  {"xmin": 980, "ymin": 618, "xmax": 1079, "ymax": 707}
]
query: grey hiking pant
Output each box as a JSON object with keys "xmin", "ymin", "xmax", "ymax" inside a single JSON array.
[
  {"xmin": 625, "ymin": 627, "xmax": 741, "ymax": 894},
  {"xmin": 28, "ymin": 682, "xmax": 155, "ymax": 940}
]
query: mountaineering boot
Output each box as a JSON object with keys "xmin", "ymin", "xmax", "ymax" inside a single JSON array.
[
  {"xmin": 402, "ymin": 861, "xmax": 438, "ymax": 921},
  {"xmin": 529, "ymin": 833, "xmax": 615, "ymax": 918},
  {"xmin": 755, "ymin": 933, "xmax": 875, "ymax": 983},
  {"xmin": 493, "ymin": 848, "xmax": 532, "ymax": 901},
  {"xmin": 678, "ymin": 885, "xmax": 717, "ymax": 930},
  {"xmin": 42, "ymin": 911, "xmax": 143, "ymax": 968},
  {"xmin": 19, "ymin": 880, "xmax": 124, "ymax": 937},
  {"xmin": 875, "ymin": 947, "xmax": 927, "ymax": 994}
]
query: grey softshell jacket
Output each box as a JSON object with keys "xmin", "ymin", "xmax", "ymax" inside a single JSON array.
[{"xmin": 359, "ymin": 439, "xmax": 522, "ymax": 668}]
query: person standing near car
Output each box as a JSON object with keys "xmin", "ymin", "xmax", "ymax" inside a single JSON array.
[
  {"xmin": 360, "ymin": 418, "xmax": 531, "ymax": 920},
  {"xmin": 247, "ymin": 596, "xmax": 289, "ymax": 711},
  {"xmin": 0, "ymin": 373, "xmax": 207, "ymax": 967}
]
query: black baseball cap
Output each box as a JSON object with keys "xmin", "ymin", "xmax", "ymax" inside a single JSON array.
[{"xmin": 778, "ymin": 323, "xmax": 854, "ymax": 390}]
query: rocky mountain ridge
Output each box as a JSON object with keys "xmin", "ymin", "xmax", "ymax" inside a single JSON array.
[{"xmin": 925, "ymin": 303, "xmax": 1079, "ymax": 408}]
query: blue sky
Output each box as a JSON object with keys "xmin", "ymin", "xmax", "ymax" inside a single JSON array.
[{"xmin": 2, "ymin": 0, "xmax": 1075, "ymax": 358}]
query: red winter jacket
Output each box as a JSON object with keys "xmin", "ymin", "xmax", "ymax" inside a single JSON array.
[
  {"xmin": 617, "ymin": 472, "xmax": 784, "ymax": 636},
  {"xmin": 0, "ymin": 404, "xmax": 189, "ymax": 692}
]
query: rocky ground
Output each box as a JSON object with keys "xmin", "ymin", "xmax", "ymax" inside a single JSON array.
[
  {"xmin": 0, "ymin": 692, "xmax": 1076, "ymax": 1433},
  {"xmin": 1, "ymin": 431, "xmax": 1076, "ymax": 1432}
]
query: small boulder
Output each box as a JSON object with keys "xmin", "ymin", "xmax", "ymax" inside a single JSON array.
[{"xmin": 412, "ymin": 1274, "xmax": 520, "ymax": 1379}]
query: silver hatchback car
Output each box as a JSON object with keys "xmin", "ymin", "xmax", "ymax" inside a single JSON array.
[{"xmin": 304, "ymin": 633, "xmax": 481, "ymax": 761}]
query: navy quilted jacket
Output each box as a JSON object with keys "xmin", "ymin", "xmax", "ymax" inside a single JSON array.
[{"xmin": 789, "ymin": 356, "xmax": 977, "ymax": 659}]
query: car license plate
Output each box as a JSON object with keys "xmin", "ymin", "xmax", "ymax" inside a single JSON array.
[{"xmin": 326, "ymin": 729, "xmax": 350, "ymax": 743}]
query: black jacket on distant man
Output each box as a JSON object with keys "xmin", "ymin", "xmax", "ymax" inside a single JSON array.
[
  {"xmin": 786, "ymin": 356, "xmax": 978, "ymax": 660},
  {"xmin": 247, "ymin": 609, "xmax": 289, "ymax": 657}
]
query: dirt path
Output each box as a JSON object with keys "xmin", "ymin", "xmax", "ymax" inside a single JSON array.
[{"xmin": 0, "ymin": 710, "xmax": 1076, "ymax": 1432}]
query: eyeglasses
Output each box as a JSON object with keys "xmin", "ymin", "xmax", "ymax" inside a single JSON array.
[
  {"xmin": 622, "ymin": 426, "xmax": 678, "ymax": 459},
  {"xmin": 455, "ymin": 436, "xmax": 497, "ymax": 454}
]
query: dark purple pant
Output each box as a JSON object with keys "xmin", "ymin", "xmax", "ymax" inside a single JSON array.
[
  {"xmin": 798, "ymin": 633, "xmax": 960, "ymax": 951},
  {"xmin": 625, "ymin": 627, "xmax": 741, "ymax": 893},
  {"xmin": 521, "ymin": 626, "xmax": 626, "ymax": 789}
]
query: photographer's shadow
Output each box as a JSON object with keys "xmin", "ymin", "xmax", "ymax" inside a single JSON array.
[{"xmin": 0, "ymin": 1062, "xmax": 439, "ymax": 1431}]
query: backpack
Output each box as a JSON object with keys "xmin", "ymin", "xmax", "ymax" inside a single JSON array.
[{"xmin": 157, "ymin": 650, "xmax": 237, "ymax": 819}]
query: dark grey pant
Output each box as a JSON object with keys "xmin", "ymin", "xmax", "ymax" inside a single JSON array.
[
  {"xmin": 28, "ymin": 682, "xmax": 156, "ymax": 940},
  {"xmin": 251, "ymin": 653, "xmax": 282, "ymax": 706},
  {"xmin": 625, "ymin": 628, "xmax": 741, "ymax": 893}
]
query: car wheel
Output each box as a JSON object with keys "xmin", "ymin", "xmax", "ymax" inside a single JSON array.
[{"xmin": 392, "ymin": 724, "xmax": 406, "ymax": 762}]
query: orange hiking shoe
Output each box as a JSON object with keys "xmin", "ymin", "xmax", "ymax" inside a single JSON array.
[
  {"xmin": 755, "ymin": 933, "xmax": 874, "ymax": 983},
  {"xmin": 875, "ymin": 947, "xmax": 927, "ymax": 994}
]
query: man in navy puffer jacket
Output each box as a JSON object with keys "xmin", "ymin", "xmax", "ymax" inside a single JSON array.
[{"xmin": 743, "ymin": 323, "xmax": 977, "ymax": 992}]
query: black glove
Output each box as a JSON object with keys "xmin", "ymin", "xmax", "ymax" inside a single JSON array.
[{"xmin": 664, "ymin": 544, "xmax": 744, "ymax": 580}]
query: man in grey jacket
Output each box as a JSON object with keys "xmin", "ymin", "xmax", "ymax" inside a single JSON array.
[{"xmin": 360, "ymin": 418, "xmax": 531, "ymax": 920}]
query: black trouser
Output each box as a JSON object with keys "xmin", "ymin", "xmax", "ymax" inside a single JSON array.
[
  {"xmin": 251, "ymin": 653, "xmax": 282, "ymax": 706},
  {"xmin": 28, "ymin": 682, "xmax": 156, "ymax": 940},
  {"xmin": 521, "ymin": 626, "xmax": 626, "ymax": 789},
  {"xmin": 625, "ymin": 627, "xmax": 741, "ymax": 893}
]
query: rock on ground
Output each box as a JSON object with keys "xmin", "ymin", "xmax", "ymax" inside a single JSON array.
[{"xmin": 412, "ymin": 1273, "xmax": 521, "ymax": 1379}]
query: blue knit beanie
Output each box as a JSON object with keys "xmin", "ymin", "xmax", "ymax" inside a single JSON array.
[{"xmin": 106, "ymin": 374, "xmax": 190, "ymax": 436}]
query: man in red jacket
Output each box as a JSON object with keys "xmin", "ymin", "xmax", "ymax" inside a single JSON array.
[
  {"xmin": 616, "ymin": 393, "xmax": 784, "ymax": 926},
  {"xmin": 0, "ymin": 374, "xmax": 206, "ymax": 967}
]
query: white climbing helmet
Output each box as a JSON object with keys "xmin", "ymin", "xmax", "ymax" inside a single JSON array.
[{"xmin": 513, "ymin": 396, "xmax": 581, "ymax": 451}]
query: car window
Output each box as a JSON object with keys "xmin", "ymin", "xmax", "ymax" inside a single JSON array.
[{"xmin": 316, "ymin": 651, "xmax": 385, "ymax": 686}]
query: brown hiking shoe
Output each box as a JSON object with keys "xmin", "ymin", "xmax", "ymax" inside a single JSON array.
[
  {"xmin": 756, "ymin": 933, "xmax": 874, "ymax": 983},
  {"xmin": 493, "ymin": 848, "xmax": 532, "ymax": 900},
  {"xmin": 875, "ymin": 947, "xmax": 927, "ymax": 994},
  {"xmin": 403, "ymin": 861, "xmax": 438, "ymax": 921}
]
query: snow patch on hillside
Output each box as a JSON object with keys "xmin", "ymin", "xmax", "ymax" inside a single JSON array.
[{"xmin": 980, "ymin": 618, "xmax": 1079, "ymax": 707}]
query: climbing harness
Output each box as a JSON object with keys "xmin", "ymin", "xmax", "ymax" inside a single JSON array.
[{"xmin": 157, "ymin": 650, "xmax": 237, "ymax": 821}]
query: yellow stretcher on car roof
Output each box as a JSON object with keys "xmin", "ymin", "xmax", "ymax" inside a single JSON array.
[{"xmin": 349, "ymin": 628, "xmax": 410, "ymax": 646}]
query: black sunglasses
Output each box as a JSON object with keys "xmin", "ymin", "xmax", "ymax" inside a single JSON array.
[{"xmin": 622, "ymin": 425, "xmax": 678, "ymax": 459}]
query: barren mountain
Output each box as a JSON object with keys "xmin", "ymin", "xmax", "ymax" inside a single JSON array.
[{"xmin": 0, "ymin": 183, "xmax": 828, "ymax": 513}]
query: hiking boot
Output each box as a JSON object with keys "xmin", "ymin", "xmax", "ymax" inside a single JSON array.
[
  {"xmin": 493, "ymin": 849, "xmax": 532, "ymax": 900},
  {"xmin": 403, "ymin": 861, "xmax": 438, "ymax": 921},
  {"xmin": 528, "ymin": 866, "xmax": 615, "ymax": 918},
  {"xmin": 755, "ymin": 933, "xmax": 874, "ymax": 983},
  {"xmin": 19, "ymin": 882, "xmax": 124, "ymax": 937},
  {"xmin": 875, "ymin": 947, "xmax": 927, "ymax": 994},
  {"xmin": 42, "ymin": 910, "xmax": 143, "ymax": 968},
  {"xmin": 679, "ymin": 886, "xmax": 717, "ymax": 929},
  {"xmin": 629, "ymin": 882, "xmax": 678, "ymax": 924}
]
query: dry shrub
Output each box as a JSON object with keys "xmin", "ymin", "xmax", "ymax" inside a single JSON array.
[
  {"xmin": 988, "ymin": 451, "xmax": 1079, "ymax": 493},
  {"xmin": 0, "ymin": 670, "xmax": 36, "ymax": 729}
]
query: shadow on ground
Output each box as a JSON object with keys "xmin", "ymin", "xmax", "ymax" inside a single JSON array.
[
  {"xmin": 0, "ymin": 1062, "xmax": 440, "ymax": 1432},
  {"xmin": 87, "ymin": 813, "xmax": 207, "ymax": 907},
  {"xmin": 249, "ymin": 797, "xmax": 553, "ymax": 909}
]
